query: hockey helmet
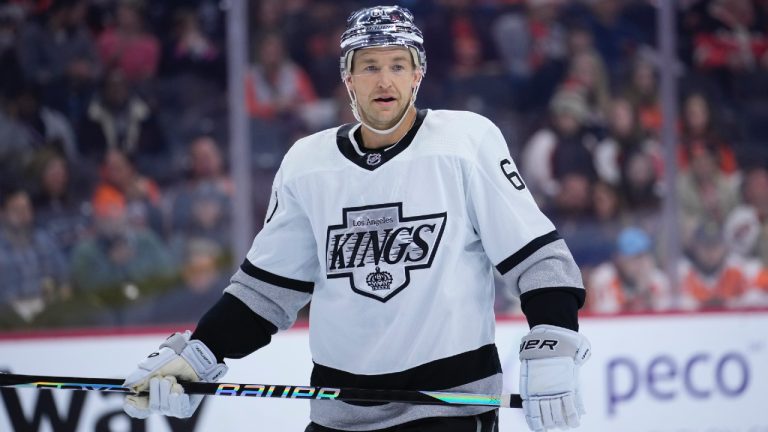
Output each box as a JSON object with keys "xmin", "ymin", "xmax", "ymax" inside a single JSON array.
[{"xmin": 339, "ymin": 5, "xmax": 427, "ymax": 79}]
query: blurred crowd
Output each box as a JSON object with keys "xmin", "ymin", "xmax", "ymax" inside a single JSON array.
[{"xmin": 0, "ymin": 0, "xmax": 767, "ymax": 330}]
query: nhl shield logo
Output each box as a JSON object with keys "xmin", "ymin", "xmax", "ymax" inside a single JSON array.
[
  {"xmin": 366, "ymin": 153, "xmax": 382, "ymax": 166},
  {"xmin": 325, "ymin": 203, "xmax": 447, "ymax": 302}
]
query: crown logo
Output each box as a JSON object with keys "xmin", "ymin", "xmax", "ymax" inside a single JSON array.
[{"xmin": 366, "ymin": 266, "xmax": 393, "ymax": 291}]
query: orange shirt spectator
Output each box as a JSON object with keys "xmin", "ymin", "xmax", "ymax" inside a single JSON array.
[
  {"xmin": 624, "ymin": 56, "xmax": 662, "ymax": 136},
  {"xmin": 587, "ymin": 227, "xmax": 672, "ymax": 314},
  {"xmin": 677, "ymin": 93, "xmax": 738, "ymax": 175},
  {"xmin": 92, "ymin": 149, "xmax": 162, "ymax": 236},
  {"xmin": 244, "ymin": 33, "xmax": 317, "ymax": 119},
  {"xmin": 679, "ymin": 263, "xmax": 750, "ymax": 307},
  {"xmin": 679, "ymin": 224, "xmax": 755, "ymax": 310}
]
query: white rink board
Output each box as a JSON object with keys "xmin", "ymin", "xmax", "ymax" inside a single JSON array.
[{"xmin": 0, "ymin": 312, "xmax": 767, "ymax": 432}]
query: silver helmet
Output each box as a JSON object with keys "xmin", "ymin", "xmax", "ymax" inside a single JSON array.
[{"xmin": 339, "ymin": 5, "xmax": 426, "ymax": 80}]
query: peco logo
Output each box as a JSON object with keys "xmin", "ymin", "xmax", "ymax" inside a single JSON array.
[{"xmin": 606, "ymin": 350, "xmax": 753, "ymax": 416}]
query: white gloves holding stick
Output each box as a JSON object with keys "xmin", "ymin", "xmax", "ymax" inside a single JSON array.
[
  {"xmin": 123, "ymin": 331, "xmax": 227, "ymax": 418},
  {"xmin": 121, "ymin": 326, "xmax": 588, "ymax": 427},
  {"xmin": 519, "ymin": 325, "xmax": 591, "ymax": 431}
]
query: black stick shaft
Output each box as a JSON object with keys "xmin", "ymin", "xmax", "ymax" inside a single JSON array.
[{"xmin": 0, "ymin": 373, "xmax": 522, "ymax": 408}]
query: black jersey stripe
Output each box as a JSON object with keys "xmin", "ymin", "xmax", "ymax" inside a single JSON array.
[
  {"xmin": 496, "ymin": 230, "xmax": 562, "ymax": 275},
  {"xmin": 240, "ymin": 259, "xmax": 315, "ymax": 293},
  {"xmin": 310, "ymin": 344, "xmax": 501, "ymax": 406}
]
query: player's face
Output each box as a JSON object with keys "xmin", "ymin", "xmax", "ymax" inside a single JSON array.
[{"xmin": 347, "ymin": 47, "xmax": 421, "ymax": 130}]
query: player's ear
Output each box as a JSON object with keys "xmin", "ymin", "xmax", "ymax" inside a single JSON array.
[
  {"xmin": 343, "ymin": 74, "xmax": 357, "ymax": 100},
  {"xmin": 412, "ymin": 69, "xmax": 423, "ymax": 89}
]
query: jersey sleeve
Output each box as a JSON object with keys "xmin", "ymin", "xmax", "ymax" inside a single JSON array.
[
  {"xmin": 466, "ymin": 122, "xmax": 585, "ymax": 308},
  {"xmin": 224, "ymin": 166, "xmax": 318, "ymax": 330}
]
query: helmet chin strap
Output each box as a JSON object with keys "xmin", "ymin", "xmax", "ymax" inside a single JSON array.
[{"xmin": 344, "ymin": 74, "xmax": 423, "ymax": 136}]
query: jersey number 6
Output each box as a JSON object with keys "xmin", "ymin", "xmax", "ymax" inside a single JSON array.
[{"xmin": 499, "ymin": 159, "xmax": 526, "ymax": 190}]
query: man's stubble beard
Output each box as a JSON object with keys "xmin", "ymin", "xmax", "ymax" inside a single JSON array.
[{"xmin": 359, "ymin": 98, "xmax": 408, "ymax": 130}]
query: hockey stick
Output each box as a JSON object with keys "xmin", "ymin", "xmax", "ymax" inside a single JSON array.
[{"xmin": 0, "ymin": 373, "xmax": 522, "ymax": 408}]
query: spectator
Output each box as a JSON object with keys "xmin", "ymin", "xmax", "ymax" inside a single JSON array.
[
  {"xmin": 619, "ymin": 149, "xmax": 663, "ymax": 229},
  {"xmin": 678, "ymin": 91, "xmax": 738, "ymax": 177},
  {"xmin": 69, "ymin": 195, "xmax": 174, "ymax": 326},
  {"xmin": 28, "ymin": 149, "xmax": 90, "ymax": 257},
  {"xmin": 687, "ymin": 0, "xmax": 768, "ymax": 98},
  {"xmin": 166, "ymin": 135, "xmax": 233, "ymax": 259},
  {"xmin": 420, "ymin": 0, "xmax": 499, "ymax": 83},
  {"xmin": 444, "ymin": 25, "xmax": 508, "ymax": 115},
  {"xmin": 491, "ymin": 0, "xmax": 568, "ymax": 111},
  {"xmin": 580, "ymin": 0, "xmax": 645, "ymax": 79},
  {"xmin": 593, "ymin": 180, "xmax": 621, "ymax": 223},
  {"xmin": 78, "ymin": 69, "xmax": 168, "ymax": 179},
  {"xmin": 153, "ymin": 7, "xmax": 226, "ymax": 146},
  {"xmin": 159, "ymin": 7, "xmax": 223, "ymax": 85},
  {"xmin": 0, "ymin": 83, "xmax": 80, "ymax": 189},
  {"xmin": 0, "ymin": 105, "xmax": 33, "ymax": 187},
  {"xmin": 0, "ymin": 4, "xmax": 25, "ymax": 99},
  {"xmin": 679, "ymin": 223, "xmax": 757, "ymax": 310},
  {"xmin": 96, "ymin": 0, "xmax": 161, "ymax": 83},
  {"xmin": 724, "ymin": 166, "xmax": 768, "ymax": 265},
  {"xmin": 522, "ymin": 90, "xmax": 598, "ymax": 200},
  {"xmin": 558, "ymin": 49, "xmax": 611, "ymax": 128},
  {"xmin": 287, "ymin": 2, "xmax": 347, "ymax": 99},
  {"xmin": 678, "ymin": 140, "xmax": 740, "ymax": 237},
  {"xmin": 594, "ymin": 96, "xmax": 661, "ymax": 186},
  {"xmin": 128, "ymin": 238, "xmax": 229, "ymax": 325},
  {"xmin": 558, "ymin": 179, "xmax": 624, "ymax": 270},
  {"xmin": 244, "ymin": 32, "xmax": 318, "ymax": 120},
  {"xmin": 420, "ymin": 0, "xmax": 504, "ymax": 117},
  {"xmin": 587, "ymin": 227, "xmax": 671, "ymax": 314},
  {"xmin": 623, "ymin": 54, "xmax": 662, "ymax": 136},
  {"xmin": 249, "ymin": 0, "xmax": 284, "ymax": 40},
  {"xmin": 545, "ymin": 172, "xmax": 594, "ymax": 265},
  {"xmin": 450, "ymin": 29, "xmax": 491, "ymax": 80},
  {"xmin": 565, "ymin": 22, "xmax": 596, "ymax": 59},
  {"xmin": 91, "ymin": 148, "xmax": 163, "ymax": 237},
  {"xmin": 10, "ymin": 83, "xmax": 79, "ymax": 161},
  {"xmin": 245, "ymin": 32, "xmax": 318, "ymax": 165},
  {"xmin": 587, "ymin": 180, "xmax": 624, "ymax": 261},
  {"xmin": 17, "ymin": 0, "xmax": 101, "ymax": 121},
  {"xmin": 0, "ymin": 187, "xmax": 70, "ymax": 325}
]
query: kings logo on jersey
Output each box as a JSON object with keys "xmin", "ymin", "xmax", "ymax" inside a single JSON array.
[{"xmin": 325, "ymin": 203, "xmax": 446, "ymax": 302}]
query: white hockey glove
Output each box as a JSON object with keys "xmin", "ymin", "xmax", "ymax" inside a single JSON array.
[
  {"xmin": 123, "ymin": 331, "xmax": 227, "ymax": 419},
  {"xmin": 519, "ymin": 325, "xmax": 591, "ymax": 432}
]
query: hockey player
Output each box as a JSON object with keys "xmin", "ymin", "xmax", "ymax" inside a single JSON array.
[{"xmin": 122, "ymin": 6, "xmax": 591, "ymax": 431}]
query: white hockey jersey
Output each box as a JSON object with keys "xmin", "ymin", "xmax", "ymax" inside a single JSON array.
[{"xmin": 225, "ymin": 109, "xmax": 583, "ymax": 430}]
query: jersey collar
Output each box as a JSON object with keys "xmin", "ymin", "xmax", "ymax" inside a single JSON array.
[{"xmin": 336, "ymin": 109, "xmax": 428, "ymax": 171}]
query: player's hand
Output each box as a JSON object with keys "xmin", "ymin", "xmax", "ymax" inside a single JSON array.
[
  {"xmin": 123, "ymin": 331, "xmax": 227, "ymax": 418},
  {"xmin": 518, "ymin": 325, "xmax": 591, "ymax": 431}
]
